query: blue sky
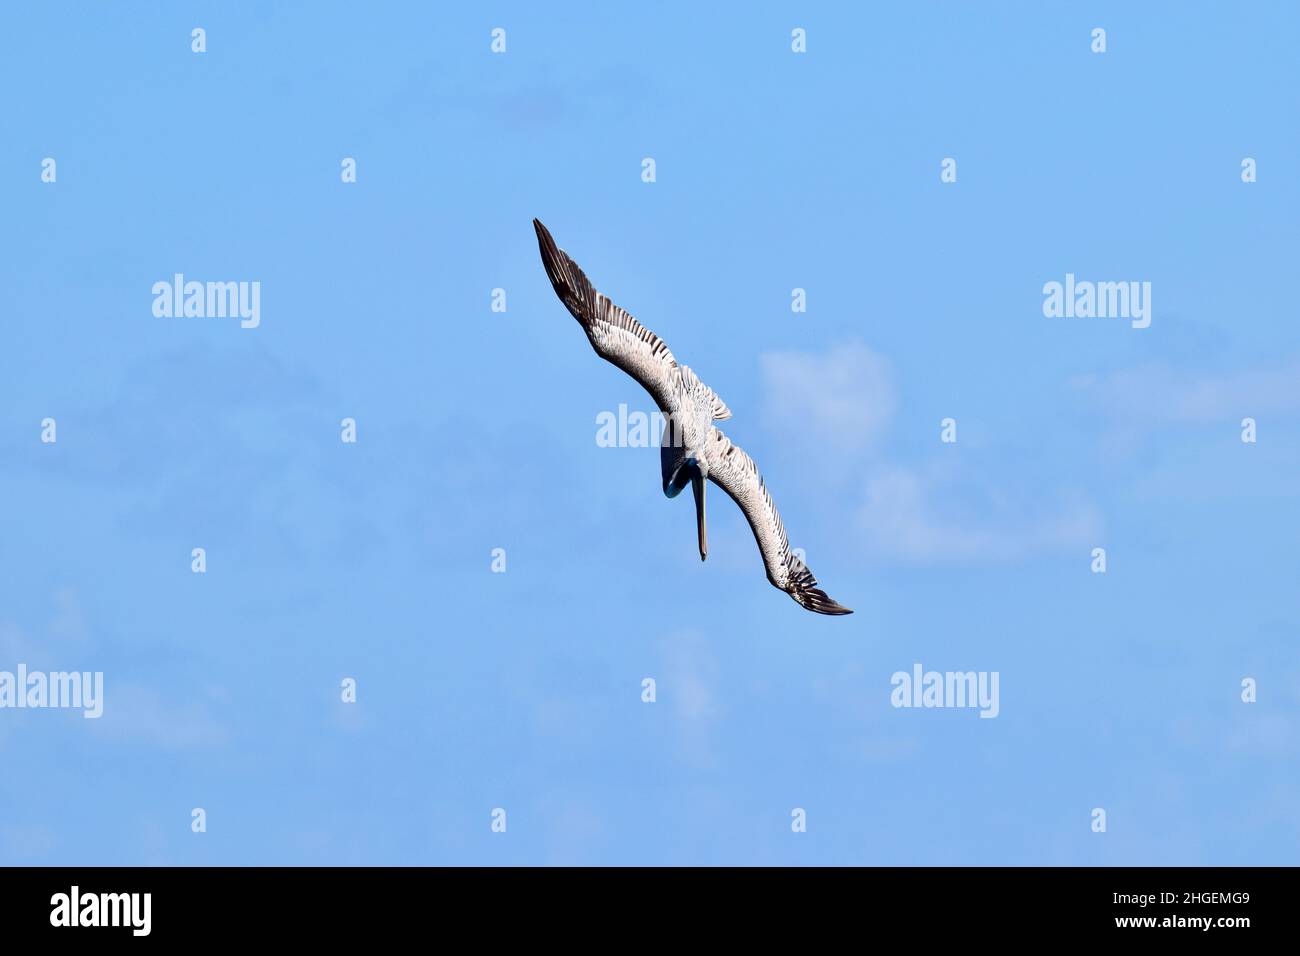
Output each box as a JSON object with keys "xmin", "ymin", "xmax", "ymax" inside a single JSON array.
[{"xmin": 1, "ymin": 2, "xmax": 1297, "ymax": 865}]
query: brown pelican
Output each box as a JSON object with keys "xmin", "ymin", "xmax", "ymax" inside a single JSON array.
[{"xmin": 533, "ymin": 219, "xmax": 852, "ymax": 615}]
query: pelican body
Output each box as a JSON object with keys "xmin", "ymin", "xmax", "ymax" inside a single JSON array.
[{"xmin": 534, "ymin": 219, "xmax": 851, "ymax": 615}]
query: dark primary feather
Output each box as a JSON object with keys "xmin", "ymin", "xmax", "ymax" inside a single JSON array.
[
  {"xmin": 786, "ymin": 562, "xmax": 854, "ymax": 615},
  {"xmin": 533, "ymin": 218, "xmax": 680, "ymax": 412}
]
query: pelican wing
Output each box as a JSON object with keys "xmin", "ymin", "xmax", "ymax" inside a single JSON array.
[
  {"xmin": 703, "ymin": 426, "xmax": 852, "ymax": 615},
  {"xmin": 534, "ymin": 218, "xmax": 681, "ymax": 413}
]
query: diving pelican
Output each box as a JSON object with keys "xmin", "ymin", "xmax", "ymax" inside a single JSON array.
[{"xmin": 533, "ymin": 219, "xmax": 852, "ymax": 615}]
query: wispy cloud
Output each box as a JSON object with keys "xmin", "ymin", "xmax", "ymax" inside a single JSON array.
[
  {"xmin": 859, "ymin": 464, "xmax": 1101, "ymax": 564},
  {"xmin": 1, "ymin": 591, "xmax": 230, "ymax": 752},
  {"xmin": 1071, "ymin": 357, "xmax": 1300, "ymax": 429},
  {"xmin": 1, "ymin": 824, "xmax": 57, "ymax": 861},
  {"xmin": 87, "ymin": 683, "xmax": 230, "ymax": 751},
  {"xmin": 761, "ymin": 341, "xmax": 895, "ymax": 453},
  {"xmin": 761, "ymin": 342, "xmax": 1101, "ymax": 564},
  {"xmin": 658, "ymin": 630, "xmax": 723, "ymax": 769}
]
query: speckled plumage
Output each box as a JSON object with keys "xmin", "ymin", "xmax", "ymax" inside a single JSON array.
[{"xmin": 534, "ymin": 218, "xmax": 851, "ymax": 615}]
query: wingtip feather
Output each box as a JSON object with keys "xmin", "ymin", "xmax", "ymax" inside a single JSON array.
[
  {"xmin": 798, "ymin": 588, "xmax": 854, "ymax": 616},
  {"xmin": 787, "ymin": 564, "xmax": 853, "ymax": 615}
]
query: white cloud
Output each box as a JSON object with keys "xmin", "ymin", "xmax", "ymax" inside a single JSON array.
[
  {"xmin": 1071, "ymin": 358, "xmax": 1300, "ymax": 428},
  {"xmin": 858, "ymin": 465, "xmax": 1101, "ymax": 563},
  {"xmin": 757, "ymin": 342, "xmax": 1102, "ymax": 565},
  {"xmin": 88, "ymin": 684, "xmax": 230, "ymax": 751},
  {"xmin": 760, "ymin": 341, "xmax": 895, "ymax": 452},
  {"xmin": 2, "ymin": 595, "xmax": 229, "ymax": 752},
  {"xmin": 659, "ymin": 630, "xmax": 722, "ymax": 769},
  {"xmin": 2, "ymin": 824, "xmax": 56, "ymax": 861}
]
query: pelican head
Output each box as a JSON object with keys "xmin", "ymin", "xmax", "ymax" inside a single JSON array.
[
  {"xmin": 662, "ymin": 456, "xmax": 699, "ymax": 498},
  {"xmin": 661, "ymin": 447, "xmax": 708, "ymax": 561}
]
